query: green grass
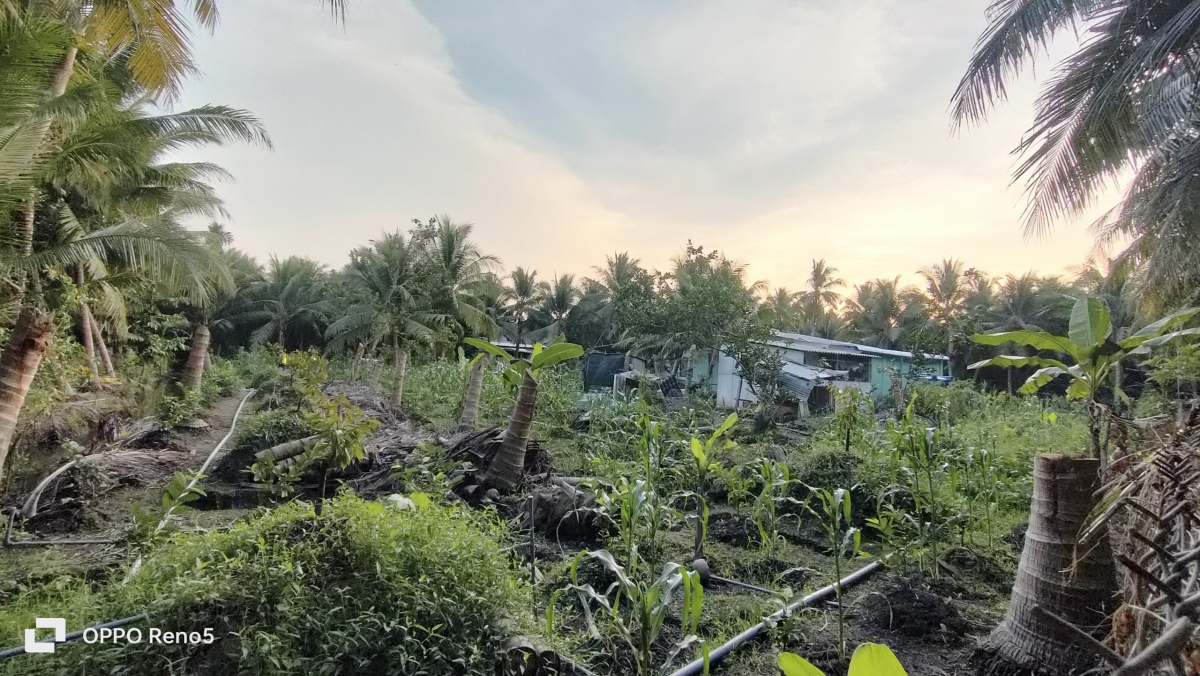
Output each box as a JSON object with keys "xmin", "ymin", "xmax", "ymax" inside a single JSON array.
[{"xmin": 0, "ymin": 494, "xmax": 535, "ymax": 675}]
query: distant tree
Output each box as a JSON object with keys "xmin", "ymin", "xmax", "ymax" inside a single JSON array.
[
  {"xmin": 797, "ymin": 259, "xmax": 844, "ymax": 324},
  {"xmin": 501, "ymin": 267, "xmax": 541, "ymax": 352},
  {"xmin": 413, "ymin": 215, "xmax": 499, "ymax": 342},
  {"xmin": 531, "ymin": 273, "xmax": 580, "ymax": 341},
  {"xmin": 237, "ymin": 256, "xmax": 332, "ymax": 351},
  {"xmin": 325, "ymin": 233, "xmax": 443, "ymax": 406},
  {"xmin": 919, "ymin": 258, "xmax": 969, "ymax": 371},
  {"xmin": 844, "ymin": 277, "xmax": 925, "ymax": 349},
  {"xmin": 760, "ymin": 287, "xmax": 804, "ymax": 331}
]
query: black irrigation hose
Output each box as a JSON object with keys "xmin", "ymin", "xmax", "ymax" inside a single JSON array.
[
  {"xmin": 0, "ymin": 612, "xmax": 149, "ymax": 660},
  {"xmin": 666, "ymin": 560, "xmax": 885, "ymax": 676}
]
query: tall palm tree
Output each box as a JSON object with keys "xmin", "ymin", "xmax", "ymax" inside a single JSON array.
[
  {"xmin": 416, "ymin": 215, "xmax": 500, "ymax": 339},
  {"xmin": 797, "ymin": 259, "xmax": 844, "ymax": 324},
  {"xmin": 760, "ymin": 287, "xmax": 803, "ymax": 331},
  {"xmin": 532, "ymin": 273, "xmax": 579, "ymax": 340},
  {"xmin": 501, "ymin": 267, "xmax": 540, "ymax": 352},
  {"xmin": 954, "ymin": 0, "xmax": 1200, "ymax": 309},
  {"xmin": 326, "ymin": 233, "xmax": 443, "ymax": 406},
  {"xmin": 844, "ymin": 277, "xmax": 925, "ymax": 349},
  {"xmin": 919, "ymin": 258, "xmax": 968, "ymax": 366},
  {"xmin": 237, "ymin": 256, "xmax": 331, "ymax": 351}
]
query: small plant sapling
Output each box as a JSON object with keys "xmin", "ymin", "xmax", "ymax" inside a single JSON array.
[
  {"xmin": 808, "ymin": 487, "xmax": 867, "ymax": 661},
  {"xmin": 752, "ymin": 458, "xmax": 802, "ymax": 557},
  {"xmin": 566, "ymin": 550, "xmax": 704, "ymax": 675},
  {"xmin": 690, "ymin": 412, "xmax": 737, "ymax": 497}
]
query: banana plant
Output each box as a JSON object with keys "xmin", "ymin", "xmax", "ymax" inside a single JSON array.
[
  {"xmin": 778, "ymin": 642, "xmax": 908, "ymax": 676},
  {"xmin": 463, "ymin": 338, "xmax": 584, "ymax": 489},
  {"xmin": 969, "ymin": 296, "xmax": 1199, "ymax": 457}
]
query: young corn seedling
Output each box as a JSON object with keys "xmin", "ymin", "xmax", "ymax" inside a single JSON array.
[
  {"xmin": 808, "ymin": 487, "xmax": 866, "ymax": 661},
  {"xmin": 752, "ymin": 458, "xmax": 802, "ymax": 557},
  {"xmin": 689, "ymin": 412, "xmax": 738, "ymax": 498},
  {"xmin": 566, "ymin": 550, "xmax": 704, "ymax": 675}
]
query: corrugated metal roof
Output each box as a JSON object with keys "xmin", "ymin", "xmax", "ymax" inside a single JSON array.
[{"xmin": 767, "ymin": 332, "xmax": 948, "ymax": 361}]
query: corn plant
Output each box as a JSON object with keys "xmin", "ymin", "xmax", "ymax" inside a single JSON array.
[
  {"xmin": 715, "ymin": 463, "xmax": 755, "ymax": 506},
  {"xmin": 567, "ymin": 550, "xmax": 704, "ymax": 675},
  {"xmin": 594, "ymin": 477, "xmax": 676, "ymax": 567},
  {"xmin": 808, "ymin": 487, "xmax": 866, "ymax": 660},
  {"xmin": 864, "ymin": 494, "xmax": 904, "ymax": 567},
  {"xmin": 830, "ymin": 386, "xmax": 873, "ymax": 455},
  {"xmin": 779, "ymin": 642, "xmax": 908, "ymax": 676},
  {"xmin": 635, "ymin": 413, "xmax": 669, "ymax": 488},
  {"xmin": 751, "ymin": 458, "xmax": 802, "ymax": 556},
  {"xmin": 689, "ymin": 412, "xmax": 737, "ymax": 498},
  {"xmin": 885, "ymin": 396, "xmax": 949, "ymax": 575}
]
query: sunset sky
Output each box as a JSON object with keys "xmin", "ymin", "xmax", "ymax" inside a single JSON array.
[{"xmin": 175, "ymin": 0, "xmax": 1116, "ymax": 291}]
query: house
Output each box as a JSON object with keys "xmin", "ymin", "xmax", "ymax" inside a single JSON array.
[{"xmin": 696, "ymin": 331, "xmax": 949, "ymax": 412}]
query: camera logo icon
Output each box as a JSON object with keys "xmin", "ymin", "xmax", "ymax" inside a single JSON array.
[{"xmin": 25, "ymin": 618, "xmax": 65, "ymax": 653}]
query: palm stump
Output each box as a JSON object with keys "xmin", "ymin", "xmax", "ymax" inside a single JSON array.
[{"xmin": 983, "ymin": 454, "xmax": 1117, "ymax": 675}]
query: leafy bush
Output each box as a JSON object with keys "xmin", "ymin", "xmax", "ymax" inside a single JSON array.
[
  {"xmin": 404, "ymin": 359, "xmax": 469, "ymax": 426},
  {"xmin": 228, "ymin": 346, "xmax": 285, "ymax": 390},
  {"xmin": 156, "ymin": 390, "xmax": 204, "ymax": 426},
  {"xmin": 202, "ymin": 358, "xmax": 243, "ymax": 399},
  {"xmin": 231, "ymin": 408, "xmax": 316, "ymax": 453},
  {"xmin": 3, "ymin": 495, "xmax": 532, "ymax": 676},
  {"xmin": 905, "ymin": 381, "xmax": 990, "ymax": 425}
]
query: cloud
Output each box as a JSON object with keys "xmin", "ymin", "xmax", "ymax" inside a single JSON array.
[{"xmin": 176, "ymin": 0, "xmax": 1110, "ymax": 291}]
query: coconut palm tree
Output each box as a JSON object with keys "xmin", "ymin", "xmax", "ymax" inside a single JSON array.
[
  {"xmin": 325, "ymin": 233, "xmax": 443, "ymax": 406},
  {"xmin": 0, "ymin": 37, "xmax": 261, "ymax": 478},
  {"xmin": 236, "ymin": 256, "xmax": 331, "ymax": 351},
  {"xmin": 532, "ymin": 273, "xmax": 579, "ymax": 340},
  {"xmin": 920, "ymin": 258, "xmax": 968, "ymax": 366},
  {"xmin": 501, "ymin": 267, "xmax": 540, "ymax": 352},
  {"xmin": 760, "ymin": 287, "xmax": 804, "ymax": 331},
  {"xmin": 845, "ymin": 277, "xmax": 925, "ymax": 350},
  {"xmin": 416, "ymin": 215, "xmax": 500, "ymax": 339},
  {"xmin": 954, "ymin": 0, "xmax": 1200, "ymax": 309},
  {"xmin": 797, "ymin": 259, "xmax": 844, "ymax": 324}
]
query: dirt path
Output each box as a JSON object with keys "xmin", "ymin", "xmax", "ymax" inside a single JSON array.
[{"xmin": 0, "ymin": 392, "xmax": 255, "ymax": 580}]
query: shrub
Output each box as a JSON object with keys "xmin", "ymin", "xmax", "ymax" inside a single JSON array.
[
  {"xmin": 229, "ymin": 346, "xmax": 285, "ymax": 390},
  {"xmin": 404, "ymin": 360, "xmax": 469, "ymax": 426},
  {"xmin": 230, "ymin": 408, "xmax": 316, "ymax": 454},
  {"xmin": 156, "ymin": 390, "xmax": 204, "ymax": 426},
  {"xmin": 202, "ymin": 359, "xmax": 243, "ymax": 400},
  {"xmin": 3, "ymin": 495, "xmax": 532, "ymax": 676}
]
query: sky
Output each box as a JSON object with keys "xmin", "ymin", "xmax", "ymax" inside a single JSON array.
[{"xmin": 175, "ymin": 0, "xmax": 1116, "ymax": 291}]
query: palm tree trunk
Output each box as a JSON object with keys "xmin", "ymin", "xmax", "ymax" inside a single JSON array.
[
  {"xmin": 0, "ymin": 308, "xmax": 55, "ymax": 483},
  {"xmin": 14, "ymin": 47, "xmax": 78, "ymax": 274},
  {"xmin": 485, "ymin": 368, "xmax": 538, "ymax": 490},
  {"xmin": 349, "ymin": 341, "xmax": 365, "ymax": 382},
  {"xmin": 391, "ymin": 342, "xmax": 408, "ymax": 407},
  {"xmin": 983, "ymin": 454, "xmax": 1116, "ymax": 675},
  {"xmin": 458, "ymin": 356, "xmax": 486, "ymax": 430},
  {"xmin": 89, "ymin": 313, "xmax": 115, "ymax": 377},
  {"xmin": 182, "ymin": 324, "xmax": 211, "ymax": 391},
  {"xmin": 78, "ymin": 302, "xmax": 99, "ymax": 382}
]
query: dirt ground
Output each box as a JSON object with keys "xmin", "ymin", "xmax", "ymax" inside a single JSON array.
[{"xmin": 1, "ymin": 392, "xmax": 255, "ymax": 581}]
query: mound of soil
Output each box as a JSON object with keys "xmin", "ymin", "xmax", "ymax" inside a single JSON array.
[
  {"xmin": 863, "ymin": 575, "xmax": 968, "ymax": 641},
  {"xmin": 708, "ymin": 511, "xmax": 757, "ymax": 548}
]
